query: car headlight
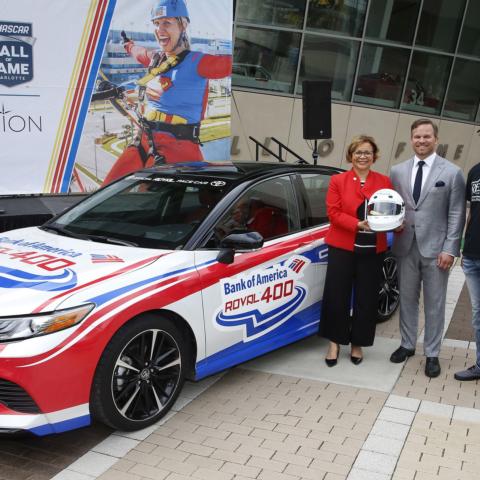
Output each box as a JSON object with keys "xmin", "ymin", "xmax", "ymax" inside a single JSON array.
[{"xmin": 0, "ymin": 304, "xmax": 95, "ymax": 341}]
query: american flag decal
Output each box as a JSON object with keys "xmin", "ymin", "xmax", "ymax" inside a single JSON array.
[
  {"xmin": 91, "ymin": 254, "xmax": 125, "ymax": 263},
  {"xmin": 289, "ymin": 258, "xmax": 306, "ymax": 273}
]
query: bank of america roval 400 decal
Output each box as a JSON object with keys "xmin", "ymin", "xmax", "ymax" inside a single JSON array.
[{"xmin": 215, "ymin": 256, "xmax": 310, "ymax": 341}]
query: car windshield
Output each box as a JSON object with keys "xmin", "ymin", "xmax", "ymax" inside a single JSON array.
[{"xmin": 48, "ymin": 173, "xmax": 230, "ymax": 249}]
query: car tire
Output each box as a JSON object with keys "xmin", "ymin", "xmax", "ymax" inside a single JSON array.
[
  {"xmin": 377, "ymin": 251, "xmax": 400, "ymax": 323},
  {"xmin": 90, "ymin": 314, "xmax": 189, "ymax": 431}
]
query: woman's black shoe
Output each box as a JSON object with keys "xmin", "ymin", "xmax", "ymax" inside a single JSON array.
[
  {"xmin": 325, "ymin": 357, "xmax": 337, "ymax": 367},
  {"xmin": 325, "ymin": 344, "xmax": 339, "ymax": 367},
  {"xmin": 350, "ymin": 355, "xmax": 363, "ymax": 365}
]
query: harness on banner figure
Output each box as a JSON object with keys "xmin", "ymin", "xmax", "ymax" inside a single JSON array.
[
  {"xmin": 92, "ymin": 42, "xmax": 201, "ymax": 171},
  {"xmin": 92, "ymin": 79, "xmax": 165, "ymax": 169}
]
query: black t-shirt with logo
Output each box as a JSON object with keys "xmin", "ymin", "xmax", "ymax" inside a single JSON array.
[{"xmin": 463, "ymin": 162, "xmax": 480, "ymax": 258}]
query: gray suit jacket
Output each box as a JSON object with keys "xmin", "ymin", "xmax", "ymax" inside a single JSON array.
[{"xmin": 390, "ymin": 155, "xmax": 466, "ymax": 258}]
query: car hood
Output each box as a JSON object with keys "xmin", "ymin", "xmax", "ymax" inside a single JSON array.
[{"xmin": 0, "ymin": 227, "xmax": 169, "ymax": 316}]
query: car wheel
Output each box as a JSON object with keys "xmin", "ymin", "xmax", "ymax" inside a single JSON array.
[
  {"xmin": 90, "ymin": 314, "xmax": 188, "ymax": 431},
  {"xmin": 377, "ymin": 251, "xmax": 399, "ymax": 322}
]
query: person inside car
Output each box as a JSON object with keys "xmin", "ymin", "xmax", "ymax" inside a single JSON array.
[{"xmin": 215, "ymin": 199, "xmax": 250, "ymax": 238}]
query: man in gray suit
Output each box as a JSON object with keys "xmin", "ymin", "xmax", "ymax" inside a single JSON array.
[{"xmin": 390, "ymin": 118, "xmax": 466, "ymax": 377}]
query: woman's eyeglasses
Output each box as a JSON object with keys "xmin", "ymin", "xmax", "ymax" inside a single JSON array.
[{"xmin": 353, "ymin": 151, "xmax": 374, "ymax": 157}]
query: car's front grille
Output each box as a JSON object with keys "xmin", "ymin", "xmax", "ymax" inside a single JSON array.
[{"xmin": 0, "ymin": 379, "xmax": 41, "ymax": 414}]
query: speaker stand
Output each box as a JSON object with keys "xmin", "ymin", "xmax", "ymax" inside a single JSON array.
[{"xmin": 312, "ymin": 139, "xmax": 319, "ymax": 165}]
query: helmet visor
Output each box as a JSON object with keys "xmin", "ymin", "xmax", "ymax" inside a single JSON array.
[{"xmin": 368, "ymin": 202, "xmax": 402, "ymax": 216}]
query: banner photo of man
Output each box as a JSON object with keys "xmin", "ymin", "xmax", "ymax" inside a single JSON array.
[{"xmin": 73, "ymin": 0, "xmax": 233, "ymax": 192}]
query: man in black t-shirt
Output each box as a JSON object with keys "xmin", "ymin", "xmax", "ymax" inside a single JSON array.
[{"xmin": 455, "ymin": 162, "xmax": 480, "ymax": 381}]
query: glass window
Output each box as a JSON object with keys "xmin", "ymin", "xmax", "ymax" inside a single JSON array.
[
  {"xmin": 298, "ymin": 173, "xmax": 332, "ymax": 227},
  {"xmin": 400, "ymin": 51, "xmax": 452, "ymax": 115},
  {"xmin": 233, "ymin": 26, "xmax": 301, "ymax": 94},
  {"xmin": 236, "ymin": 0, "xmax": 306, "ymax": 29},
  {"xmin": 353, "ymin": 44, "xmax": 410, "ymax": 108},
  {"xmin": 458, "ymin": 1, "xmax": 480, "ymax": 58},
  {"xmin": 365, "ymin": 0, "xmax": 420, "ymax": 45},
  {"xmin": 415, "ymin": 0, "xmax": 466, "ymax": 53},
  {"xmin": 307, "ymin": 0, "xmax": 367, "ymax": 37},
  {"xmin": 443, "ymin": 59, "xmax": 480, "ymax": 122},
  {"xmin": 214, "ymin": 176, "xmax": 298, "ymax": 242},
  {"xmin": 298, "ymin": 35, "xmax": 359, "ymax": 101},
  {"xmin": 54, "ymin": 175, "xmax": 230, "ymax": 250}
]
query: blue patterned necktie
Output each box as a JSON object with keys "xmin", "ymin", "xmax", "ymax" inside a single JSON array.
[{"xmin": 413, "ymin": 160, "xmax": 425, "ymax": 204}]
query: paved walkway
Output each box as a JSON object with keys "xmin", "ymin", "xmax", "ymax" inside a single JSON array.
[{"xmin": 52, "ymin": 265, "xmax": 479, "ymax": 480}]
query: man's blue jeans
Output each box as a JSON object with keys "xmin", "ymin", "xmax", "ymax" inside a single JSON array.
[{"xmin": 463, "ymin": 256, "xmax": 480, "ymax": 367}]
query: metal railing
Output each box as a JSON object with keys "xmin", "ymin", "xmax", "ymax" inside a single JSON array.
[{"xmin": 249, "ymin": 136, "xmax": 309, "ymax": 164}]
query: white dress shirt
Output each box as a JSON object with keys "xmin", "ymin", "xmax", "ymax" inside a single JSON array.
[{"xmin": 410, "ymin": 152, "xmax": 436, "ymax": 192}]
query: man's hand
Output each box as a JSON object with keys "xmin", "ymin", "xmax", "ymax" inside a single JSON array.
[
  {"xmin": 437, "ymin": 252, "xmax": 454, "ymax": 270},
  {"xmin": 394, "ymin": 221, "xmax": 405, "ymax": 232},
  {"xmin": 120, "ymin": 30, "xmax": 131, "ymax": 44}
]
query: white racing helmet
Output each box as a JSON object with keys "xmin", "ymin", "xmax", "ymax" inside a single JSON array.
[{"xmin": 367, "ymin": 189, "xmax": 405, "ymax": 232}]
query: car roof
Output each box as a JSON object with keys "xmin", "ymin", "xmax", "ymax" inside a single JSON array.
[{"xmin": 139, "ymin": 161, "xmax": 342, "ymax": 185}]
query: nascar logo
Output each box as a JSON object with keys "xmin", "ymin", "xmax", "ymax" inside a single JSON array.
[{"xmin": 0, "ymin": 21, "xmax": 34, "ymax": 87}]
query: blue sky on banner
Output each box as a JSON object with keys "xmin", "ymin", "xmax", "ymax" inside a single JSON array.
[{"xmin": 110, "ymin": 0, "xmax": 232, "ymax": 40}]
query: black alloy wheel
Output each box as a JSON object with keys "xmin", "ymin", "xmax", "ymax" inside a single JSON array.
[
  {"xmin": 91, "ymin": 315, "xmax": 188, "ymax": 430},
  {"xmin": 377, "ymin": 251, "xmax": 400, "ymax": 322}
]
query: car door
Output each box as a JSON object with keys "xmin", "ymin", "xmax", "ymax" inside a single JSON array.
[
  {"xmin": 194, "ymin": 174, "xmax": 320, "ymax": 379},
  {"xmin": 295, "ymin": 171, "xmax": 334, "ymax": 316}
]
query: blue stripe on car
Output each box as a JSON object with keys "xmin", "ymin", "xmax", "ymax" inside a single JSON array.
[{"xmin": 196, "ymin": 301, "xmax": 321, "ymax": 380}]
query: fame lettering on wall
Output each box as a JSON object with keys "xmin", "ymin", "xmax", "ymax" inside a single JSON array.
[{"xmin": 231, "ymin": 137, "xmax": 464, "ymax": 163}]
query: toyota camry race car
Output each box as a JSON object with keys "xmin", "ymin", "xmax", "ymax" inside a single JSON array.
[{"xmin": 0, "ymin": 162, "xmax": 399, "ymax": 435}]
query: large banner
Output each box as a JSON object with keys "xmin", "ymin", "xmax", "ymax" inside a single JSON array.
[{"xmin": 0, "ymin": 0, "xmax": 232, "ymax": 194}]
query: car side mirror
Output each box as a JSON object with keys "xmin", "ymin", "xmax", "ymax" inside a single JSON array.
[
  {"xmin": 216, "ymin": 231, "xmax": 264, "ymax": 264},
  {"xmin": 217, "ymin": 248, "xmax": 235, "ymax": 264}
]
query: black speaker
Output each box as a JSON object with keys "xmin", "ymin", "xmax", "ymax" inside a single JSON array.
[{"xmin": 302, "ymin": 80, "xmax": 332, "ymax": 140}]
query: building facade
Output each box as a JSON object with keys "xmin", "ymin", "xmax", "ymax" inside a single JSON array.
[{"xmin": 230, "ymin": 0, "xmax": 480, "ymax": 175}]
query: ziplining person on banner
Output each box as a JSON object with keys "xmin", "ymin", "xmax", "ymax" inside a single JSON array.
[{"xmin": 102, "ymin": 0, "xmax": 232, "ymax": 185}]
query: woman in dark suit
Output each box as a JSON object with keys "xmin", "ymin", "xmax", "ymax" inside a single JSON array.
[{"xmin": 319, "ymin": 135, "xmax": 393, "ymax": 366}]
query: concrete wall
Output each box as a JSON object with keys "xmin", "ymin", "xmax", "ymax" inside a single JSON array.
[{"xmin": 231, "ymin": 90, "xmax": 480, "ymax": 175}]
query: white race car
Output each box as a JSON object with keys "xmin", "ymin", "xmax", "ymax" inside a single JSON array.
[{"xmin": 0, "ymin": 162, "xmax": 398, "ymax": 435}]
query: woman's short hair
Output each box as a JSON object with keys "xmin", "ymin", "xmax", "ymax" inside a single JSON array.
[{"xmin": 345, "ymin": 135, "xmax": 379, "ymax": 163}]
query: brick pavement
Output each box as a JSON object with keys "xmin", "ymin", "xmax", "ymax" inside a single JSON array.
[
  {"xmin": 392, "ymin": 345, "xmax": 480, "ymax": 408},
  {"xmin": 49, "ymin": 266, "xmax": 480, "ymax": 480},
  {"xmin": 445, "ymin": 285, "xmax": 474, "ymax": 342},
  {"xmin": 94, "ymin": 372, "xmax": 388, "ymax": 480},
  {"xmin": 0, "ymin": 422, "xmax": 113, "ymax": 480}
]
